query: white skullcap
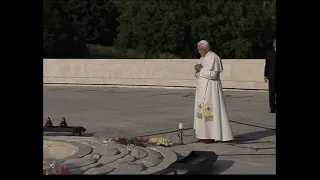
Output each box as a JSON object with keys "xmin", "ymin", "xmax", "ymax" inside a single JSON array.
[{"xmin": 197, "ymin": 40, "xmax": 210, "ymax": 49}]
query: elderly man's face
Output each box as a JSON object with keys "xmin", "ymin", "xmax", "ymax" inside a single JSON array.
[{"xmin": 197, "ymin": 45, "xmax": 209, "ymax": 57}]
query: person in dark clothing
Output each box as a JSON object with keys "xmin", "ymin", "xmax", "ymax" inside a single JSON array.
[{"xmin": 264, "ymin": 38, "xmax": 276, "ymax": 113}]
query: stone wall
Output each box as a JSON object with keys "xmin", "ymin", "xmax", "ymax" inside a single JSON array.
[{"xmin": 43, "ymin": 59, "xmax": 267, "ymax": 90}]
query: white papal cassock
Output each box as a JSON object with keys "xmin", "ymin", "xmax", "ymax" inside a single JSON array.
[{"xmin": 194, "ymin": 51, "xmax": 234, "ymax": 141}]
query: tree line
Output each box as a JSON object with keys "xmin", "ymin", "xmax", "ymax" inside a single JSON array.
[{"xmin": 43, "ymin": 0, "xmax": 276, "ymax": 59}]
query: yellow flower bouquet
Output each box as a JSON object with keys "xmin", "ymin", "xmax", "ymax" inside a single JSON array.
[{"xmin": 149, "ymin": 137, "xmax": 173, "ymax": 147}]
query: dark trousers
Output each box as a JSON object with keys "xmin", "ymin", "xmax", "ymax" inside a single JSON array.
[{"xmin": 268, "ymin": 78, "xmax": 276, "ymax": 111}]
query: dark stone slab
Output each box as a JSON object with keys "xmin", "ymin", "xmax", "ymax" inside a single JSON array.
[
  {"xmin": 157, "ymin": 151, "xmax": 218, "ymax": 174},
  {"xmin": 43, "ymin": 126, "xmax": 86, "ymax": 136}
]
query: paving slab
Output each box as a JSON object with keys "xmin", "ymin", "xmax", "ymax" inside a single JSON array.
[
  {"xmin": 43, "ymin": 86, "xmax": 276, "ymax": 174},
  {"xmin": 43, "ymin": 136, "xmax": 177, "ymax": 174}
]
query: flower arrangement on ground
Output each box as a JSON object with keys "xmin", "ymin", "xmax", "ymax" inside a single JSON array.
[
  {"xmin": 149, "ymin": 137, "xmax": 173, "ymax": 147},
  {"xmin": 103, "ymin": 136, "xmax": 174, "ymax": 147}
]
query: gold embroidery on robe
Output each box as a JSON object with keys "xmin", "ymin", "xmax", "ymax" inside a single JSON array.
[
  {"xmin": 204, "ymin": 104, "xmax": 214, "ymax": 121},
  {"xmin": 196, "ymin": 103, "xmax": 204, "ymax": 119}
]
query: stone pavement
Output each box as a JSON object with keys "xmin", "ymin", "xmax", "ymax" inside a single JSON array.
[
  {"xmin": 44, "ymin": 136, "xmax": 177, "ymax": 174},
  {"xmin": 43, "ymin": 86, "xmax": 276, "ymax": 174}
]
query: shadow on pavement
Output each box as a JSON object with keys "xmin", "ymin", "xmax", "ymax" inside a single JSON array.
[
  {"xmin": 233, "ymin": 129, "xmax": 275, "ymax": 142},
  {"xmin": 43, "ymin": 132, "xmax": 96, "ymax": 137},
  {"xmin": 230, "ymin": 120, "xmax": 275, "ymax": 130},
  {"xmin": 211, "ymin": 160, "xmax": 235, "ymax": 174}
]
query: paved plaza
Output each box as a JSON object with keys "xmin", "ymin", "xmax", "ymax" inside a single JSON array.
[{"xmin": 43, "ymin": 86, "xmax": 276, "ymax": 174}]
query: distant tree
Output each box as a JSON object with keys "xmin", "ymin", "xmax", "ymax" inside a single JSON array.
[
  {"xmin": 115, "ymin": 0, "xmax": 276, "ymax": 59},
  {"xmin": 115, "ymin": 1, "xmax": 191, "ymax": 58},
  {"xmin": 43, "ymin": 0, "xmax": 89, "ymax": 58},
  {"xmin": 114, "ymin": 1, "xmax": 143, "ymax": 49},
  {"xmin": 57, "ymin": 0, "xmax": 120, "ymax": 45}
]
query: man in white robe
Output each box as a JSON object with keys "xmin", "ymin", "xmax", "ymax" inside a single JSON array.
[{"xmin": 193, "ymin": 40, "xmax": 234, "ymax": 143}]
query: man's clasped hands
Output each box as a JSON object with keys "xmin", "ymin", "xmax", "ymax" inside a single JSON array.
[{"xmin": 194, "ymin": 64, "xmax": 203, "ymax": 73}]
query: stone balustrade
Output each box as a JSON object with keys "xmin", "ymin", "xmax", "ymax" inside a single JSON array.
[{"xmin": 43, "ymin": 59, "xmax": 267, "ymax": 90}]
